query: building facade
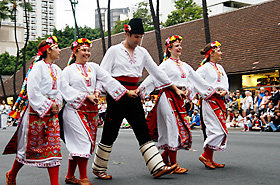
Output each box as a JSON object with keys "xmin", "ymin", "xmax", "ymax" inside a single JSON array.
[
  {"xmin": 95, "ymin": 7, "xmax": 129, "ymax": 31},
  {"xmin": 0, "ymin": 23, "xmax": 25, "ymax": 56}
]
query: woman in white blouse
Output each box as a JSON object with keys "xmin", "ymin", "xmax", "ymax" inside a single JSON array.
[
  {"xmin": 138, "ymin": 35, "xmax": 215, "ymax": 173},
  {"xmin": 196, "ymin": 41, "xmax": 229, "ymax": 169},
  {"xmin": 4, "ymin": 36, "xmax": 62, "ymax": 185}
]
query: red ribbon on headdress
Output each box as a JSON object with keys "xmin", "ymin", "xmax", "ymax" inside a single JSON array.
[{"xmin": 38, "ymin": 44, "xmax": 50, "ymax": 54}]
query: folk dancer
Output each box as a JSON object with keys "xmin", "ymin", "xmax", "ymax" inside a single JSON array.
[{"xmin": 4, "ymin": 36, "xmax": 62, "ymax": 185}]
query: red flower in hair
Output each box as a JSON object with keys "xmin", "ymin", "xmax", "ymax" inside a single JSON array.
[
  {"xmin": 82, "ymin": 38, "xmax": 87, "ymax": 42},
  {"xmin": 124, "ymin": 24, "xmax": 131, "ymax": 32}
]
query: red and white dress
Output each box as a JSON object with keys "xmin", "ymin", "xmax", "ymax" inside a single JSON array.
[
  {"xmin": 138, "ymin": 58, "xmax": 215, "ymax": 151},
  {"xmin": 196, "ymin": 61, "xmax": 229, "ymax": 151},
  {"xmin": 60, "ymin": 62, "xmax": 127, "ymax": 159},
  {"xmin": 4, "ymin": 60, "xmax": 63, "ymax": 167}
]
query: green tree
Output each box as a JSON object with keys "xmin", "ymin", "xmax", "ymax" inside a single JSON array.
[
  {"xmin": 0, "ymin": 52, "xmax": 21, "ymax": 75},
  {"xmin": 112, "ymin": 19, "xmax": 129, "ymax": 34},
  {"xmin": 0, "ymin": 0, "xmax": 10, "ymax": 28},
  {"xmin": 112, "ymin": 1, "xmax": 155, "ymax": 35},
  {"xmin": 133, "ymin": 1, "xmax": 154, "ymax": 32},
  {"xmin": 165, "ymin": 0, "xmax": 203, "ymax": 27}
]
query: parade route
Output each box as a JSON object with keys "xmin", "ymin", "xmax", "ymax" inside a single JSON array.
[{"xmin": 0, "ymin": 127, "xmax": 279, "ymax": 185}]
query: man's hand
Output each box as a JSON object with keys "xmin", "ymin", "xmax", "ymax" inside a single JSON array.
[{"xmin": 127, "ymin": 90, "xmax": 138, "ymax": 98}]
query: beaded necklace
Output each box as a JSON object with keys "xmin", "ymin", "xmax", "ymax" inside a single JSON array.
[
  {"xmin": 75, "ymin": 63, "xmax": 92, "ymax": 86},
  {"xmin": 170, "ymin": 58, "xmax": 186, "ymax": 78},
  {"xmin": 209, "ymin": 61, "xmax": 223, "ymax": 82},
  {"xmin": 44, "ymin": 60, "xmax": 58, "ymax": 89}
]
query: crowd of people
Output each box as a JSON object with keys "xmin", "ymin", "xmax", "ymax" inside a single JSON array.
[
  {"xmin": 1, "ymin": 17, "xmax": 278, "ymax": 185},
  {"xmin": 226, "ymin": 87, "xmax": 280, "ymax": 132}
]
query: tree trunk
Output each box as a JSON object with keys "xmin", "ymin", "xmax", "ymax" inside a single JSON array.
[
  {"xmin": 149, "ymin": 0, "xmax": 163, "ymax": 63},
  {"xmin": 22, "ymin": 0, "xmax": 29, "ymax": 80},
  {"xmin": 13, "ymin": 4, "xmax": 20, "ymax": 100},
  {"xmin": 96, "ymin": 0, "xmax": 106, "ymax": 56},
  {"xmin": 107, "ymin": 0, "xmax": 111, "ymax": 48},
  {"xmin": 202, "ymin": 0, "xmax": 211, "ymax": 44}
]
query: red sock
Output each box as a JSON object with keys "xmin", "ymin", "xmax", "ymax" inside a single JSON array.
[
  {"xmin": 9, "ymin": 160, "xmax": 24, "ymax": 179},
  {"xmin": 77, "ymin": 157, "xmax": 88, "ymax": 179},
  {"xmin": 47, "ymin": 166, "xmax": 59, "ymax": 185},
  {"xmin": 210, "ymin": 150, "xmax": 214, "ymax": 162},
  {"xmin": 202, "ymin": 146, "xmax": 213, "ymax": 161},
  {"xmin": 168, "ymin": 150, "xmax": 177, "ymax": 165},
  {"xmin": 161, "ymin": 148, "xmax": 169, "ymax": 162},
  {"xmin": 66, "ymin": 157, "xmax": 78, "ymax": 178}
]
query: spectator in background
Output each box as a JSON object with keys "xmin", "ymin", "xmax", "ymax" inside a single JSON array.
[
  {"xmin": 0, "ymin": 100, "xmax": 10, "ymax": 129},
  {"xmin": 259, "ymin": 90, "xmax": 271, "ymax": 114},
  {"xmin": 235, "ymin": 90, "xmax": 243, "ymax": 114},
  {"xmin": 145, "ymin": 97, "xmax": 153, "ymax": 117},
  {"xmin": 255, "ymin": 87, "xmax": 265, "ymax": 112},
  {"xmin": 190, "ymin": 109, "xmax": 200, "ymax": 129},
  {"xmin": 229, "ymin": 96, "xmax": 239, "ymax": 113},
  {"xmin": 230, "ymin": 111, "xmax": 243, "ymax": 127},
  {"xmin": 242, "ymin": 116, "xmax": 251, "ymax": 132},
  {"xmin": 269, "ymin": 110, "xmax": 280, "ymax": 132},
  {"xmin": 260, "ymin": 102, "xmax": 275, "ymax": 126},
  {"xmin": 98, "ymin": 101, "xmax": 107, "ymax": 127},
  {"xmin": 269, "ymin": 86, "xmax": 280, "ymax": 110}
]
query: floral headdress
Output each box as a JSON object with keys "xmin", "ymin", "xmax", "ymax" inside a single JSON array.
[
  {"xmin": 36, "ymin": 36, "xmax": 58, "ymax": 56},
  {"xmin": 71, "ymin": 38, "xmax": 92, "ymax": 52},
  {"xmin": 68, "ymin": 38, "xmax": 92, "ymax": 65},
  {"xmin": 164, "ymin": 35, "xmax": 183, "ymax": 60},
  {"xmin": 199, "ymin": 40, "xmax": 221, "ymax": 67}
]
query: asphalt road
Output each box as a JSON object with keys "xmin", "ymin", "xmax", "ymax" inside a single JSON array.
[{"xmin": 0, "ymin": 127, "xmax": 279, "ymax": 185}]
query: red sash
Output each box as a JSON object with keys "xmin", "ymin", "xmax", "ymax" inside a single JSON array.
[
  {"xmin": 77, "ymin": 99, "xmax": 99, "ymax": 154},
  {"xmin": 146, "ymin": 88, "xmax": 192, "ymax": 150},
  {"xmin": 206, "ymin": 94, "xmax": 228, "ymax": 145},
  {"xmin": 115, "ymin": 76, "xmax": 139, "ymax": 90}
]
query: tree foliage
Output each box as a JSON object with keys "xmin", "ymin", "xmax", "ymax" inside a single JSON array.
[
  {"xmin": 0, "ymin": 52, "xmax": 21, "ymax": 75},
  {"xmin": 112, "ymin": 1, "xmax": 155, "ymax": 35},
  {"xmin": 133, "ymin": 1, "xmax": 154, "ymax": 32},
  {"xmin": 0, "ymin": 26, "xmax": 102, "ymax": 75},
  {"xmin": 165, "ymin": 0, "xmax": 203, "ymax": 27},
  {"xmin": 112, "ymin": 19, "xmax": 129, "ymax": 34}
]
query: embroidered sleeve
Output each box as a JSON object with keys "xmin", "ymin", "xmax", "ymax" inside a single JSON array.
[
  {"xmin": 27, "ymin": 61, "xmax": 54, "ymax": 118},
  {"xmin": 60, "ymin": 66, "xmax": 89, "ymax": 109},
  {"xmin": 69, "ymin": 93, "xmax": 88, "ymax": 109},
  {"xmin": 37, "ymin": 99, "xmax": 54, "ymax": 118},
  {"xmin": 95, "ymin": 64, "xmax": 128, "ymax": 101}
]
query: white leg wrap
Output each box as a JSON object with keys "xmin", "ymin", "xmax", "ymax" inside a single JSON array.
[
  {"xmin": 92, "ymin": 143, "xmax": 112, "ymax": 172},
  {"xmin": 140, "ymin": 141, "xmax": 165, "ymax": 176}
]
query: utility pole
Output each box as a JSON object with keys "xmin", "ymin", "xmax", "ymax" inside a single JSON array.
[{"xmin": 69, "ymin": 0, "xmax": 79, "ymax": 40}]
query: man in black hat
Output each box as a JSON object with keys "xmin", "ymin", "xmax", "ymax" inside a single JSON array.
[{"xmin": 92, "ymin": 18, "xmax": 185, "ymax": 179}]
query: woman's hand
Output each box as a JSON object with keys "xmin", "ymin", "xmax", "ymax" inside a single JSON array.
[
  {"xmin": 88, "ymin": 94, "xmax": 99, "ymax": 104},
  {"xmin": 51, "ymin": 103, "xmax": 59, "ymax": 114}
]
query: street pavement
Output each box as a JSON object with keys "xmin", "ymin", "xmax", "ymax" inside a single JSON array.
[{"xmin": 0, "ymin": 126, "xmax": 279, "ymax": 185}]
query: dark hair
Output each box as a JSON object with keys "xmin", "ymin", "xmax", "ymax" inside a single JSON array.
[
  {"xmin": 200, "ymin": 42, "xmax": 220, "ymax": 62},
  {"xmin": 265, "ymin": 90, "xmax": 270, "ymax": 95},
  {"xmin": 37, "ymin": 40, "xmax": 49, "ymax": 60}
]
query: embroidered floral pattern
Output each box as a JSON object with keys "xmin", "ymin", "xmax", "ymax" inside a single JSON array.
[
  {"xmin": 204, "ymin": 87, "xmax": 216, "ymax": 100},
  {"xmin": 37, "ymin": 99, "xmax": 53, "ymax": 118},
  {"xmin": 110, "ymin": 86, "xmax": 127, "ymax": 101},
  {"xmin": 16, "ymin": 156, "xmax": 61, "ymax": 167},
  {"xmin": 124, "ymin": 50, "xmax": 137, "ymax": 64},
  {"xmin": 70, "ymin": 93, "xmax": 88, "ymax": 109},
  {"xmin": 69, "ymin": 153, "xmax": 91, "ymax": 159}
]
